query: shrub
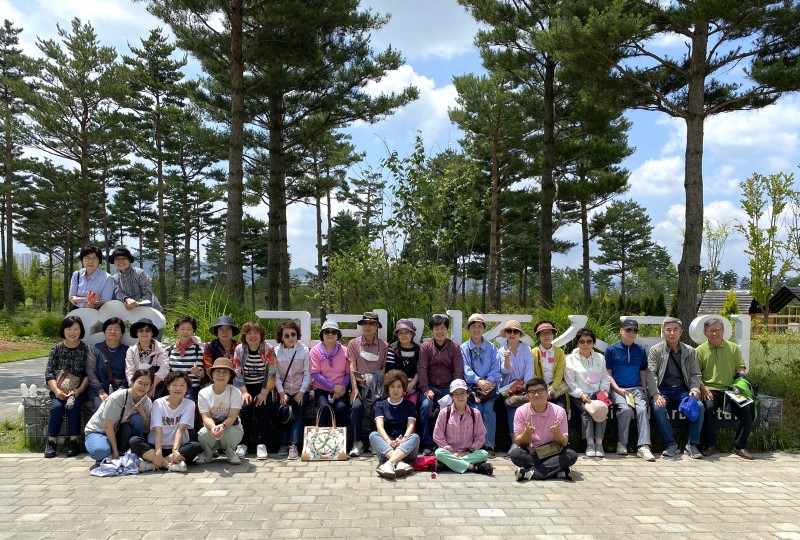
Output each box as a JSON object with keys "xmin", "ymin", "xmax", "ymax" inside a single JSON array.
[
  {"xmin": 35, "ymin": 313, "xmax": 63, "ymax": 339},
  {"xmin": 166, "ymin": 285, "xmax": 256, "ymax": 343}
]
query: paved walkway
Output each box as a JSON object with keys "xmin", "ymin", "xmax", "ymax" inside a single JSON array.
[
  {"xmin": 0, "ymin": 450, "xmax": 798, "ymax": 539},
  {"xmin": 0, "ymin": 357, "xmax": 47, "ymax": 421}
]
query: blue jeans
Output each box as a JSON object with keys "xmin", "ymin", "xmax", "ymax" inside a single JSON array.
[
  {"xmin": 368, "ymin": 432, "xmax": 420, "ymax": 463},
  {"xmin": 314, "ymin": 389, "xmax": 348, "ymax": 428},
  {"xmin": 48, "ymin": 391, "xmax": 87, "ymax": 438},
  {"xmin": 280, "ymin": 392, "xmax": 307, "ymax": 446},
  {"xmin": 652, "ymin": 387, "xmax": 704, "ymax": 446},
  {"xmin": 468, "ymin": 396, "xmax": 497, "ymax": 449},
  {"xmin": 84, "ymin": 412, "xmax": 146, "ymax": 461},
  {"xmin": 420, "ymin": 386, "xmax": 447, "ymax": 445}
]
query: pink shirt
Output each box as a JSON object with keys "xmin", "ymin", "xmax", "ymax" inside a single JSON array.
[
  {"xmin": 309, "ymin": 344, "xmax": 349, "ymax": 390},
  {"xmin": 513, "ymin": 402, "xmax": 568, "ymax": 451},
  {"xmin": 346, "ymin": 336, "xmax": 388, "ymax": 375},
  {"xmin": 432, "ymin": 405, "xmax": 486, "ymax": 453}
]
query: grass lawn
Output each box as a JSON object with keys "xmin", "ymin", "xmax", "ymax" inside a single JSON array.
[
  {"xmin": 0, "ymin": 418, "xmax": 33, "ymax": 453},
  {"xmin": 0, "ymin": 347, "xmax": 51, "ymax": 364}
]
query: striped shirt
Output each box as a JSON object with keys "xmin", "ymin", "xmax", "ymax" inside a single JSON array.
[
  {"xmin": 167, "ymin": 339, "xmax": 204, "ymax": 388},
  {"xmin": 242, "ymin": 350, "xmax": 265, "ymax": 385},
  {"xmin": 112, "ymin": 266, "xmax": 163, "ymax": 312}
]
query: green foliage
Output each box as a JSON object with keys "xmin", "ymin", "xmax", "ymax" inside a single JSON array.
[
  {"xmin": 0, "ymin": 261, "xmax": 25, "ymax": 309},
  {"xmin": 165, "ymin": 285, "xmax": 255, "ymax": 344},
  {"xmin": 721, "ymin": 290, "xmax": 740, "ymax": 319},
  {"xmin": 35, "ymin": 313, "xmax": 63, "ymax": 340},
  {"xmin": 324, "ymin": 242, "xmax": 449, "ymax": 327}
]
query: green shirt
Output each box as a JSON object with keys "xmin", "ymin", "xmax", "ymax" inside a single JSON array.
[{"xmin": 696, "ymin": 340, "xmax": 745, "ymax": 391}]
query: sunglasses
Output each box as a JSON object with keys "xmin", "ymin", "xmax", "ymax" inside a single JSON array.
[
  {"xmin": 282, "ymin": 332, "xmax": 297, "ymax": 338},
  {"xmin": 624, "ymin": 328, "xmax": 639, "ymax": 334},
  {"xmin": 577, "ymin": 339, "xmax": 594, "ymax": 345},
  {"xmin": 322, "ymin": 329, "xmax": 338, "ymax": 335},
  {"xmin": 505, "ymin": 329, "xmax": 521, "ymax": 335},
  {"xmin": 526, "ymin": 388, "xmax": 547, "ymax": 396}
]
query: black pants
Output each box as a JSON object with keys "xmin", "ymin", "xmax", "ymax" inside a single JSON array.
[
  {"xmin": 509, "ymin": 445, "xmax": 578, "ymax": 480},
  {"xmin": 129, "ymin": 436, "xmax": 203, "ymax": 464},
  {"xmin": 703, "ymin": 389, "xmax": 753, "ymax": 450},
  {"xmin": 239, "ymin": 383, "xmax": 276, "ymax": 447}
]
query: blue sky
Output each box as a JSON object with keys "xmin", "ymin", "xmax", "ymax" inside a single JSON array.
[{"xmin": 6, "ymin": 0, "xmax": 800, "ymax": 282}]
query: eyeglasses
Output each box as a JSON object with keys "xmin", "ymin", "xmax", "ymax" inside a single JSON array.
[
  {"xmin": 322, "ymin": 329, "xmax": 338, "ymax": 335},
  {"xmin": 577, "ymin": 339, "xmax": 594, "ymax": 345},
  {"xmin": 283, "ymin": 332, "xmax": 297, "ymax": 339},
  {"xmin": 526, "ymin": 388, "xmax": 547, "ymax": 396},
  {"xmin": 83, "ymin": 256, "xmax": 99, "ymax": 262},
  {"xmin": 706, "ymin": 328, "xmax": 723, "ymax": 334},
  {"xmin": 624, "ymin": 328, "xmax": 639, "ymax": 334}
]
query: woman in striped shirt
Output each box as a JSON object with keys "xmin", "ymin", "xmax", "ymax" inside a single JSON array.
[
  {"xmin": 232, "ymin": 321, "xmax": 277, "ymax": 459},
  {"xmin": 274, "ymin": 320, "xmax": 310, "ymax": 460},
  {"xmin": 166, "ymin": 316, "xmax": 205, "ymax": 402}
]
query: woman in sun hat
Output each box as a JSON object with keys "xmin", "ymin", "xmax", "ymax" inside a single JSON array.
[
  {"xmin": 124, "ymin": 318, "xmax": 169, "ymax": 396},
  {"xmin": 197, "ymin": 357, "xmax": 244, "ymax": 464},
  {"xmin": 497, "ymin": 320, "xmax": 534, "ymax": 444},
  {"xmin": 564, "ymin": 328, "xmax": 611, "ymax": 458},
  {"xmin": 203, "ymin": 316, "xmax": 240, "ymax": 377},
  {"xmin": 386, "ymin": 319, "xmax": 421, "ymax": 405},
  {"xmin": 532, "ymin": 320, "xmax": 568, "ymax": 408},
  {"xmin": 309, "ymin": 320, "xmax": 350, "ymax": 428}
]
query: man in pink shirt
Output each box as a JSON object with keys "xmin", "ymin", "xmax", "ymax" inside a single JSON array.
[{"xmin": 510, "ymin": 378, "xmax": 577, "ymax": 481}]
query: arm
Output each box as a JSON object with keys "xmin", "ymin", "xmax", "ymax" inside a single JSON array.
[
  {"xmin": 431, "ymin": 409, "xmax": 451, "ymax": 450},
  {"xmin": 417, "ymin": 344, "xmax": 430, "ymax": 395},
  {"xmin": 486, "ymin": 347, "xmax": 502, "ymax": 386},
  {"xmin": 470, "ymin": 410, "xmax": 486, "ymax": 451},
  {"xmin": 461, "ymin": 346, "xmax": 479, "ymax": 385},
  {"xmin": 299, "ymin": 351, "xmax": 311, "ymax": 394},
  {"xmin": 646, "ymin": 346, "xmax": 660, "ymax": 399},
  {"xmin": 99, "ymin": 273, "xmax": 115, "ymax": 302},
  {"xmin": 103, "ymin": 418, "xmax": 120, "ymax": 459},
  {"xmin": 563, "ymin": 357, "xmax": 586, "ymax": 399},
  {"xmin": 86, "ymin": 347, "xmax": 106, "ymax": 399},
  {"xmin": 124, "ymin": 348, "xmax": 136, "ymax": 386},
  {"xmin": 686, "ymin": 348, "xmax": 702, "ymax": 397}
]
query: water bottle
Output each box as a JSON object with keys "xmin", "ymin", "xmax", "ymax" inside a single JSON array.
[{"xmin": 66, "ymin": 395, "xmax": 76, "ymax": 409}]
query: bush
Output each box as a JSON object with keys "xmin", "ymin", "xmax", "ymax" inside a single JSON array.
[
  {"xmin": 36, "ymin": 313, "xmax": 63, "ymax": 339},
  {"xmin": 166, "ymin": 285, "xmax": 257, "ymax": 344}
]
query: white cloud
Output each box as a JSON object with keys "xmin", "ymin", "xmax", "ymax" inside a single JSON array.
[
  {"xmin": 362, "ymin": 1, "xmax": 479, "ymax": 60},
  {"xmin": 627, "ymin": 155, "xmax": 685, "ymax": 197}
]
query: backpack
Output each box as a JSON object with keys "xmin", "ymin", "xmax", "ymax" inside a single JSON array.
[{"xmin": 443, "ymin": 405, "xmax": 477, "ymax": 439}]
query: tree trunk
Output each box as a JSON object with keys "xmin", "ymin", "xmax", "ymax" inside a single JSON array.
[
  {"xmin": 4, "ymin": 110, "xmax": 14, "ymax": 312},
  {"xmin": 677, "ymin": 23, "xmax": 709, "ymax": 345},
  {"xmin": 225, "ymin": 0, "xmax": 246, "ymax": 302},
  {"xmin": 182, "ymin": 181, "xmax": 191, "ymax": 299},
  {"xmin": 156, "ymin": 105, "xmax": 167, "ymax": 304},
  {"xmin": 580, "ymin": 198, "xmax": 591, "ymax": 308},
  {"xmin": 316, "ymin": 193, "xmax": 326, "ymax": 321},
  {"xmin": 196, "ymin": 210, "xmax": 202, "ymax": 285},
  {"xmin": 267, "ymin": 89, "xmax": 289, "ymax": 309},
  {"xmin": 46, "ymin": 251, "xmax": 53, "ymax": 312},
  {"xmin": 538, "ymin": 56, "xmax": 556, "ymax": 307},
  {"xmin": 488, "ymin": 127, "xmax": 501, "ymax": 312}
]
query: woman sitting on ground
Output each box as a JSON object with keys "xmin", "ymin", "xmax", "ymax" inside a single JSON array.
[
  {"xmin": 130, "ymin": 371, "xmax": 203, "ymax": 472},
  {"xmin": 274, "ymin": 320, "xmax": 310, "ymax": 461},
  {"xmin": 432, "ymin": 379, "xmax": 493, "ymax": 476},
  {"xmin": 125, "ymin": 318, "xmax": 169, "ymax": 397},
  {"xmin": 165, "ymin": 316, "xmax": 204, "ymax": 402},
  {"xmin": 197, "ymin": 358, "xmax": 244, "ymax": 465},
  {"xmin": 44, "ymin": 316, "xmax": 90, "ymax": 459},
  {"xmin": 564, "ymin": 327, "xmax": 612, "ymax": 458},
  {"xmin": 87, "ymin": 317, "xmax": 130, "ymax": 409},
  {"xmin": 370, "ymin": 369, "xmax": 420, "ymax": 479},
  {"xmin": 232, "ymin": 321, "xmax": 277, "ymax": 459},
  {"xmin": 84, "ymin": 369, "xmax": 154, "ymax": 462}
]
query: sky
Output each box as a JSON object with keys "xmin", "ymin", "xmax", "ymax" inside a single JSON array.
[{"xmin": 5, "ymin": 0, "xmax": 800, "ymax": 283}]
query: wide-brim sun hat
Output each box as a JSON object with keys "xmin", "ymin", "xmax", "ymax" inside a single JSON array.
[
  {"xmin": 206, "ymin": 357, "xmax": 237, "ymax": 380},
  {"xmin": 109, "ymin": 246, "xmax": 135, "ymax": 263},
  {"xmin": 502, "ymin": 320, "xmax": 525, "ymax": 336},
  {"xmin": 585, "ymin": 400, "xmax": 609, "ymax": 423},
  {"xmin": 357, "ymin": 311, "xmax": 382, "ymax": 328},
  {"xmin": 466, "ymin": 313, "xmax": 485, "ymax": 328},
  {"xmin": 319, "ymin": 319, "xmax": 341, "ymax": 340},
  {"xmin": 130, "ymin": 318, "xmax": 159, "ymax": 338},
  {"xmin": 210, "ymin": 315, "xmax": 240, "ymax": 337},
  {"xmin": 534, "ymin": 321, "xmax": 557, "ymax": 335}
]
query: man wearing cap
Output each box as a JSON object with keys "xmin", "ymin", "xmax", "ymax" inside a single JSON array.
[
  {"xmin": 605, "ymin": 319, "xmax": 655, "ymax": 461},
  {"xmin": 461, "ymin": 313, "xmax": 502, "ymax": 456},
  {"xmin": 347, "ymin": 312, "xmax": 389, "ymax": 456},
  {"xmin": 511, "ymin": 378, "xmax": 577, "ymax": 481},
  {"xmin": 419, "ymin": 314, "xmax": 464, "ymax": 455},
  {"xmin": 696, "ymin": 318, "xmax": 754, "ymax": 460},
  {"xmin": 109, "ymin": 246, "xmax": 163, "ymax": 312},
  {"xmin": 647, "ymin": 317, "xmax": 705, "ymax": 458}
]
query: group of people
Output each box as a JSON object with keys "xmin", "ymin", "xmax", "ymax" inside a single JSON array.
[{"xmin": 43, "ymin": 245, "xmax": 757, "ymax": 478}]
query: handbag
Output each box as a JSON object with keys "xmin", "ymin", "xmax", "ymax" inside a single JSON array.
[
  {"xmin": 412, "ymin": 455, "xmax": 437, "ymax": 471},
  {"xmin": 469, "ymin": 385, "xmax": 498, "ymax": 404},
  {"xmin": 55, "ymin": 369, "xmax": 82, "ymax": 393},
  {"xmin": 534, "ymin": 441, "xmax": 563, "ymax": 460},
  {"xmin": 504, "ymin": 393, "xmax": 528, "ymax": 408},
  {"xmin": 115, "ymin": 391, "xmax": 136, "ymax": 453},
  {"xmin": 301, "ymin": 404, "xmax": 348, "ymax": 461}
]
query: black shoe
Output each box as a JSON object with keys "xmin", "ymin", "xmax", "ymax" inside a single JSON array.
[
  {"xmin": 67, "ymin": 439, "xmax": 81, "ymax": 457},
  {"xmin": 422, "ymin": 445, "xmax": 434, "ymax": 456},
  {"xmin": 559, "ymin": 468, "xmax": 574, "ymax": 482},
  {"xmin": 474, "ymin": 462, "xmax": 494, "ymax": 476},
  {"xmin": 485, "ymin": 446, "xmax": 496, "ymax": 458},
  {"xmin": 435, "ymin": 460, "xmax": 446, "ymax": 473},
  {"xmin": 44, "ymin": 440, "xmax": 57, "ymax": 458}
]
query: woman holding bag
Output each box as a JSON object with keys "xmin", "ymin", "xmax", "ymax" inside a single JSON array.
[
  {"xmin": 275, "ymin": 320, "xmax": 310, "ymax": 461},
  {"xmin": 497, "ymin": 320, "xmax": 534, "ymax": 446},
  {"xmin": 84, "ymin": 369, "xmax": 154, "ymax": 462},
  {"xmin": 44, "ymin": 316, "xmax": 90, "ymax": 458}
]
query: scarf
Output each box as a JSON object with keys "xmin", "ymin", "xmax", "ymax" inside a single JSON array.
[{"xmin": 315, "ymin": 342, "xmax": 342, "ymax": 368}]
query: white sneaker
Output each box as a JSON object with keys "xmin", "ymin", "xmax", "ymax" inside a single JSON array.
[
  {"xmin": 595, "ymin": 444, "xmax": 605, "ymax": 458},
  {"xmin": 395, "ymin": 461, "xmax": 413, "ymax": 477},
  {"xmin": 227, "ymin": 453, "xmax": 242, "ymax": 465},
  {"xmin": 257, "ymin": 444, "xmax": 268, "ymax": 460},
  {"xmin": 349, "ymin": 441, "xmax": 363, "ymax": 457},
  {"xmin": 235, "ymin": 444, "xmax": 248, "ymax": 458},
  {"xmin": 194, "ymin": 455, "xmax": 208, "ymax": 465},
  {"xmin": 616, "ymin": 443, "xmax": 628, "ymax": 455},
  {"xmin": 376, "ymin": 461, "xmax": 396, "ymax": 479},
  {"xmin": 585, "ymin": 443, "xmax": 597, "ymax": 458},
  {"xmin": 288, "ymin": 444, "xmax": 300, "ymax": 461},
  {"xmin": 168, "ymin": 461, "xmax": 188, "ymax": 473},
  {"xmin": 138, "ymin": 461, "xmax": 155, "ymax": 472},
  {"xmin": 637, "ymin": 445, "xmax": 656, "ymax": 462}
]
